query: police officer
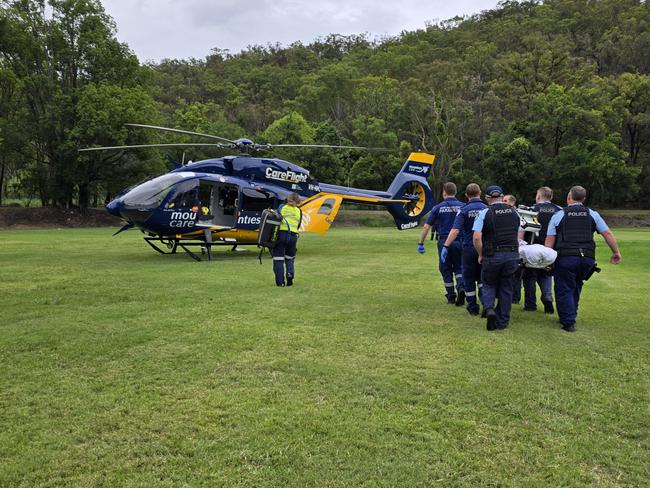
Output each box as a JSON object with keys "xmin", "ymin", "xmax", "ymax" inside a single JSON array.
[
  {"xmin": 522, "ymin": 186, "xmax": 562, "ymax": 313},
  {"xmin": 417, "ymin": 182, "xmax": 465, "ymax": 305},
  {"xmin": 273, "ymin": 193, "xmax": 303, "ymax": 287},
  {"xmin": 442, "ymin": 183, "xmax": 487, "ymax": 316},
  {"xmin": 503, "ymin": 194, "xmax": 524, "ymax": 304},
  {"xmin": 473, "ymin": 185, "xmax": 521, "ymax": 331},
  {"xmin": 545, "ymin": 186, "xmax": 621, "ymax": 332}
]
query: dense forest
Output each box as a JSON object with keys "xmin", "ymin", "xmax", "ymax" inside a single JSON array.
[{"xmin": 1, "ymin": 0, "xmax": 649, "ymax": 209}]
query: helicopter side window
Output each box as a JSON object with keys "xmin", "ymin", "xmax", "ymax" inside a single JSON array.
[
  {"xmin": 168, "ymin": 188, "xmax": 199, "ymax": 209},
  {"xmin": 318, "ymin": 198, "xmax": 336, "ymax": 216},
  {"xmin": 241, "ymin": 188, "xmax": 275, "ymax": 212},
  {"xmin": 219, "ymin": 187, "xmax": 239, "ymax": 216}
]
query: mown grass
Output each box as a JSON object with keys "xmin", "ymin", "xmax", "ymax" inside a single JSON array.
[{"xmin": 0, "ymin": 227, "xmax": 648, "ymax": 487}]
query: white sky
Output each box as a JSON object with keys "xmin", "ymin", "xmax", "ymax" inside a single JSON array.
[{"xmin": 100, "ymin": 0, "xmax": 500, "ymax": 62}]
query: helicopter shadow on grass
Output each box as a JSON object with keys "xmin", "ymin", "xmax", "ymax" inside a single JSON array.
[{"xmin": 115, "ymin": 243, "xmax": 317, "ymax": 265}]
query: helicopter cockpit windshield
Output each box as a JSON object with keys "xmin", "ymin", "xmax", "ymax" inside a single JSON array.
[{"xmin": 122, "ymin": 173, "xmax": 190, "ymax": 209}]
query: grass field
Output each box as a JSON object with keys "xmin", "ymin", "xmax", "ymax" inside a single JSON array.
[{"xmin": 1, "ymin": 227, "xmax": 649, "ymax": 487}]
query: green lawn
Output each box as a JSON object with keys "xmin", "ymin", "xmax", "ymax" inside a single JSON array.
[{"xmin": 1, "ymin": 227, "xmax": 648, "ymax": 487}]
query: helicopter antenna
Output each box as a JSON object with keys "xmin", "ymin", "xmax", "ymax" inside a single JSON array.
[{"xmin": 125, "ymin": 123, "xmax": 237, "ymax": 144}]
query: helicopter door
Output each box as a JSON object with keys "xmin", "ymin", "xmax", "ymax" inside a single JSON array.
[{"xmin": 197, "ymin": 181, "xmax": 239, "ymax": 228}]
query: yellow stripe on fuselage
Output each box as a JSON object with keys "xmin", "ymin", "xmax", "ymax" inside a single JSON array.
[
  {"xmin": 179, "ymin": 228, "xmax": 259, "ymax": 243},
  {"xmin": 407, "ymin": 152, "xmax": 436, "ymax": 165}
]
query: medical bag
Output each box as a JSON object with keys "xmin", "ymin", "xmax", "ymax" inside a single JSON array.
[{"xmin": 258, "ymin": 209, "xmax": 283, "ymax": 249}]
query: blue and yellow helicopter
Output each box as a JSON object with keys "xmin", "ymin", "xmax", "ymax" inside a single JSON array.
[{"xmin": 81, "ymin": 124, "xmax": 436, "ymax": 260}]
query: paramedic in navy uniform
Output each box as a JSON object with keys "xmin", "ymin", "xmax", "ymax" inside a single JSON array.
[
  {"xmin": 545, "ymin": 186, "xmax": 621, "ymax": 332},
  {"xmin": 273, "ymin": 193, "xmax": 303, "ymax": 287},
  {"xmin": 441, "ymin": 183, "xmax": 487, "ymax": 316},
  {"xmin": 472, "ymin": 185, "xmax": 521, "ymax": 331},
  {"xmin": 522, "ymin": 186, "xmax": 562, "ymax": 313},
  {"xmin": 417, "ymin": 182, "xmax": 465, "ymax": 305}
]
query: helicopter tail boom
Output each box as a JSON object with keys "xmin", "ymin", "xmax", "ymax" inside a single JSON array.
[{"xmin": 298, "ymin": 152, "xmax": 435, "ymax": 234}]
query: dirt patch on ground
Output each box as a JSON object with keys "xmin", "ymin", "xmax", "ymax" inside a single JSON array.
[
  {"xmin": 599, "ymin": 212, "xmax": 650, "ymax": 228},
  {"xmin": 0, "ymin": 207, "xmax": 121, "ymax": 229},
  {"xmin": 1, "ymin": 207, "xmax": 648, "ymax": 229}
]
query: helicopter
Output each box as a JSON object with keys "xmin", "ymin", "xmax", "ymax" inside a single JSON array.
[{"xmin": 80, "ymin": 124, "xmax": 436, "ymax": 261}]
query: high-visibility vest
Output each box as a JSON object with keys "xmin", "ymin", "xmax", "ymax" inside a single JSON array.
[{"xmin": 279, "ymin": 204, "xmax": 302, "ymax": 233}]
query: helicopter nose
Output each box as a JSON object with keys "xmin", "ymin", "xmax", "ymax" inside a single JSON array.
[{"xmin": 106, "ymin": 198, "xmax": 123, "ymax": 217}]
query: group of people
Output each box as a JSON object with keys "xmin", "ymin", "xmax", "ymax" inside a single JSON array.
[{"xmin": 418, "ymin": 183, "xmax": 622, "ymax": 331}]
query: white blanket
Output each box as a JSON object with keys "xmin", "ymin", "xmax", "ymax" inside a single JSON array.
[{"xmin": 519, "ymin": 243, "xmax": 557, "ymax": 269}]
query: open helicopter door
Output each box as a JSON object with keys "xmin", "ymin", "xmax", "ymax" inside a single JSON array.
[
  {"xmin": 298, "ymin": 194, "xmax": 344, "ymax": 235},
  {"xmin": 197, "ymin": 180, "xmax": 239, "ymax": 228}
]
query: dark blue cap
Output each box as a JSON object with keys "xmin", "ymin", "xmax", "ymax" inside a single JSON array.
[{"xmin": 485, "ymin": 185, "xmax": 504, "ymax": 197}]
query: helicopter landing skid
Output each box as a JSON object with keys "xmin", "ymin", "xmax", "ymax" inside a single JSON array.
[{"xmin": 143, "ymin": 236, "xmax": 257, "ymax": 262}]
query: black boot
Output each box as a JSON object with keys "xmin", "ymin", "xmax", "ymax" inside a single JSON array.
[
  {"xmin": 286, "ymin": 274, "xmax": 294, "ymax": 287},
  {"xmin": 455, "ymin": 288, "xmax": 466, "ymax": 307},
  {"xmin": 542, "ymin": 300, "xmax": 554, "ymax": 314},
  {"xmin": 486, "ymin": 308, "xmax": 497, "ymax": 331}
]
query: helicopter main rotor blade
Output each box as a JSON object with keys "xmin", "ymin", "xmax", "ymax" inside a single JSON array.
[
  {"xmin": 79, "ymin": 143, "xmax": 229, "ymax": 152},
  {"xmin": 125, "ymin": 123, "xmax": 237, "ymax": 144},
  {"xmin": 260, "ymin": 144, "xmax": 370, "ymax": 149},
  {"xmin": 265, "ymin": 143, "xmax": 388, "ymax": 150}
]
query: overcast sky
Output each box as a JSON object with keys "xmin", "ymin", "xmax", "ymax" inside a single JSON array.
[{"xmin": 100, "ymin": 0, "xmax": 500, "ymax": 62}]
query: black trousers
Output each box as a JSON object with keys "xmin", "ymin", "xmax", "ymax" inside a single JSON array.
[
  {"xmin": 481, "ymin": 252, "xmax": 520, "ymax": 328},
  {"xmin": 272, "ymin": 231, "xmax": 298, "ymax": 286}
]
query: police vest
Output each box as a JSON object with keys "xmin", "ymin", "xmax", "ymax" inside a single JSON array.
[
  {"xmin": 460, "ymin": 199, "xmax": 487, "ymax": 246},
  {"xmin": 555, "ymin": 205, "xmax": 596, "ymax": 258},
  {"xmin": 534, "ymin": 202, "xmax": 561, "ymax": 244},
  {"xmin": 481, "ymin": 203, "xmax": 520, "ymax": 256},
  {"xmin": 279, "ymin": 204, "xmax": 302, "ymax": 233}
]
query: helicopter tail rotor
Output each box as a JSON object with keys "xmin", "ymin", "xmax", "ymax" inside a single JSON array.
[{"xmin": 384, "ymin": 152, "xmax": 436, "ymax": 230}]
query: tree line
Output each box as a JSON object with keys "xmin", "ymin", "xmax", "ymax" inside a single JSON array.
[{"xmin": 1, "ymin": 0, "xmax": 649, "ymax": 209}]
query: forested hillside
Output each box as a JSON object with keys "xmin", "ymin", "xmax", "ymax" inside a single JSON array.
[{"xmin": 1, "ymin": 0, "xmax": 649, "ymax": 208}]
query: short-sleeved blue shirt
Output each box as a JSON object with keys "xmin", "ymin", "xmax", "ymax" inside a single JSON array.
[
  {"xmin": 452, "ymin": 198, "xmax": 488, "ymax": 247},
  {"xmin": 547, "ymin": 203, "xmax": 609, "ymax": 236},
  {"xmin": 425, "ymin": 197, "xmax": 463, "ymax": 239}
]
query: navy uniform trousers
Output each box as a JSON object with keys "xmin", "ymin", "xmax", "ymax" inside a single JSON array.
[
  {"xmin": 273, "ymin": 231, "xmax": 298, "ymax": 286},
  {"xmin": 462, "ymin": 246, "xmax": 483, "ymax": 314},
  {"xmin": 522, "ymin": 268, "xmax": 553, "ymax": 309},
  {"xmin": 553, "ymin": 255, "xmax": 595, "ymax": 327},
  {"xmin": 513, "ymin": 267, "xmax": 523, "ymax": 303},
  {"xmin": 481, "ymin": 252, "xmax": 519, "ymax": 328},
  {"xmin": 437, "ymin": 239, "xmax": 464, "ymax": 300}
]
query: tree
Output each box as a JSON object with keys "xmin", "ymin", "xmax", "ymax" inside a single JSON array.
[
  {"xmin": 73, "ymin": 83, "xmax": 164, "ymax": 208},
  {"xmin": 0, "ymin": 0, "xmax": 144, "ymax": 206},
  {"xmin": 261, "ymin": 112, "xmax": 315, "ymax": 145},
  {"xmin": 0, "ymin": 67, "xmax": 28, "ymax": 204},
  {"xmin": 483, "ymin": 132, "xmax": 545, "ymax": 200}
]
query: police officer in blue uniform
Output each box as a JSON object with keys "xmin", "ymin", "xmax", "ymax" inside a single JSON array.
[
  {"xmin": 473, "ymin": 185, "xmax": 521, "ymax": 331},
  {"xmin": 545, "ymin": 186, "xmax": 621, "ymax": 332},
  {"xmin": 442, "ymin": 183, "xmax": 487, "ymax": 316},
  {"xmin": 522, "ymin": 186, "xmax": 562, "ymax": 313},
  {"xmin": 503, "ymin": 194, "xmax": 523, "ymax": 303},
  {"xmin": 418, "ymin": 182, "xmax": 465, "ymax": 304}
]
